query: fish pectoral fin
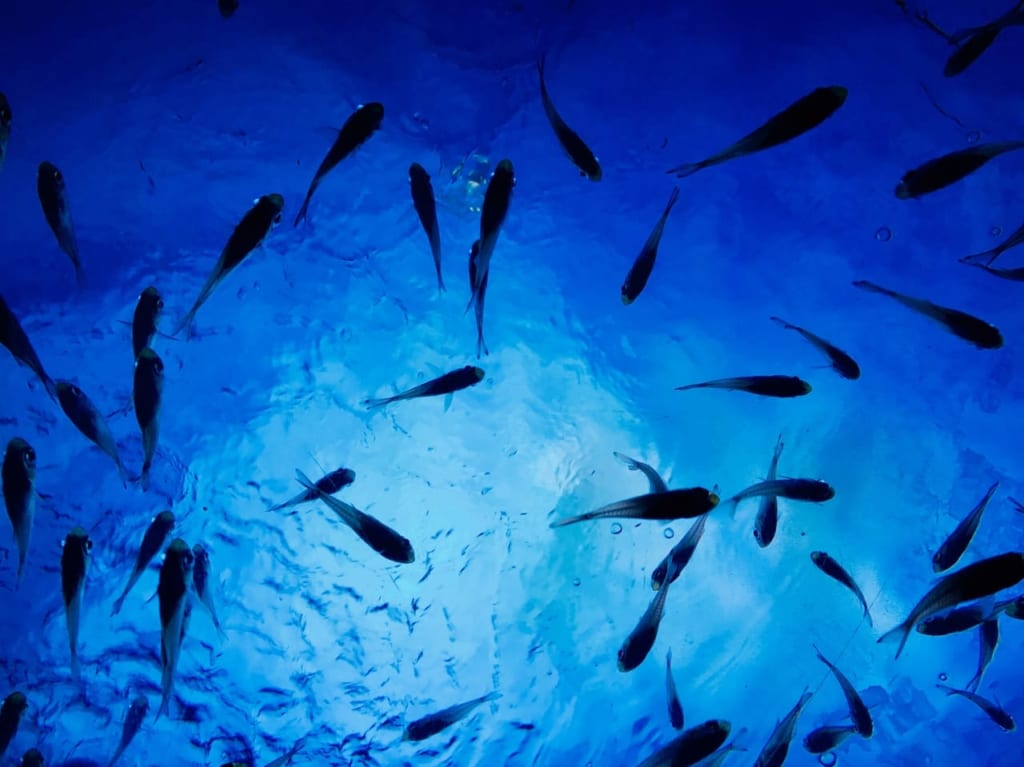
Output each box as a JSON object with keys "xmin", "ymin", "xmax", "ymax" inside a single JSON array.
[{"xmin": 443, "ymin": 393, "xmax": 453, "ymax": 413}]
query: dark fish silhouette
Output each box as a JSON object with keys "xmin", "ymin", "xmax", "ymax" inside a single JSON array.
[
  {"xmin": 468, "ymin": 160, "xmax": 515, "ymax": 310},
  {"xmin": 3, "ymin": 437, "xmax": 36, "ymax": 584},
  {"xmin": 665, "ymin": 649, "xmax": 684, "ymax": 730},
  {"xmin": 895, "ymin": 141, "xmax": 1024, "ymax": 199},
  {"xmin": 966, "ymin": 617, "xmax": 999, "ymax": 692},
  {"xmin": 814, "ymin": 645, "xmax": 873, "ymax": 737},
  {"xmin": 729, "ymin": 478, "xmax": 834, "ymax": 505},
  {"xmin": 0, "ymin": 93, "xmax": 10, "ymax": 172},
  {"xmin": 634, "ymin": 719, "xmax": 731, "ymax": 767},
  {"xmin": 753, "ymin": 691, "xmax": 813, "ymax": 767},
  {"xmin": 269, "ymin": 465, "xmax": 355, "ymax": 512},
  {"xmin": 131, "ymin": 287, "xmax": 163, "ymax": 361},
  {"xmin": 675, "ymin": 375, "xmax": 811, "ymax": 398},
  {"xmin": 106, "ymin": 695, "xmax": 148, "ymax": 767},
  {"xmin": 959, "ymin": 218, "xmax": 1024, "ymax": 266},
  {"xmin": 754, "ymin": 436, "xmax": 783, "ymax": 548},
  {"xmin": 962, "ymin": 262, "xmax": 1024, "ymax": 281},
  {"xmin": 936, "ymin": 684, "xmax": 1015, "ymax": 731},
  {"xmin": 770, "ymin": 316, "xmax": 860, "ymax": 379},
  {"xmin": 550, "ymin": 487, "xmax": 719, "ymax": 528},
  {"xmin": 0, "ymin": 692, "xmax": 28, "ymax": 760},
  {"xmin": 652, "ymin": 513, "xmax": 708, "ymax": 591},
  {"xmin": 37, "ymin": 161, "xmax": 84, "ymax": 285},
  {"xmin": 468, "ymin": 240, "xmax": 489, "ymax": 358},
  {"xmin": 56, "ymin": 381, "xmax": 128, "ymax": 485},
  {"xmin": 613, "ymin": 451, "xmax": 669, "ymax": 494},
  {"xmin": 61, "ymin": 526, "xmax": 92, "ymax": 679},
  {"xmin": 192, "ymin": 543, "xmax": 224, "ymax": 635},
  {"xmin": 0, "ymin": 293, "xmax": 58, "ymax": 399},
  {"xmin": 811, "ymin": 551, "xmax": 872, "ymax": 626},
  {"xmin": 111, "ymin": 510, "xmax": 175, "ymax": 616},
  {"xmin": 536, "ymin": 53, "xmax": 601, "ymax": 181},
  {"xmin": 803, "ymin": 724, "xmax": 857, "ymax": 755},
  {"xmin": 402, "ymin": 692, "xmax": 500, "ymax": 741},
  {"xmin": 409, "ymin": 163, "xmax": 444, "ymax": 291},
  {"xmin": 621, "ymin": 187, "xmax": 679, "ymax": 304},
  {"xmin": 363, "ymin": 365, "xmax": 484, "ymax": 409},
  {"xmin": 19, "ymin": 748, "xmax": 43, "ymax": 767},
  {"xmin": 933, "ymin": 482, "xmax": 999, "ymax": 573},
  {"xmin": 944, "ymin": 0, "xmax": 1024, "ymax": 77},
  {"xmin": 157, "ymin": 539, "xmax": 194, "ymax": 719},
  {"xmin": 619, "ymin": 556, "xmax": 682, "ymax": 671},
  {"xmin": 133, "ymin": 348, "xmax": 164, "ymax": 491},
  {"xmin": 917, "ymin": 601, "xmax": 994, "ymax": 635},
  {"xmin": 218, "ymin": 0, "xmax": 239, "ymax": 18}
]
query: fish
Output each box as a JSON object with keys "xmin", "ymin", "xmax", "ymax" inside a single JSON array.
[
  {"xmin": 0, "ymin": 292, "xmax": 58, "ymax": 399},
  {"xmin": 613, "ymin": 451, "xmax": 669, "ymax": 494},
  {"xmin": 754, "ymin": 436, "xmax": 783, "ymax": 548},
  {"xmin": 157, "ymin": 539, "xmax": 195, "ymax": 719},
  {"xmin": 675, "ymin": 375, "xmax": 811, "ymax": 398},
  {"xmin": 192, "ymin": 543, "xmax": 225, "ymax": 636},
  {"xmin": 959, "ymin": 218, "xmax": 1024, "ymax": 265},
  {"xmin": 550, "ymin": 487, "xmax": 719, "ymax": 528},
  {"xmin": 55, "ymin": 381, "xmax": 128, "ymax": 485},
  {"xmin": 536, "ymin": 53, "xmax": 602, "ymax": 181},
  {"xmin": 175, "ymin": 193, "xmax": 284, "ymax": 337},
  {"xmin": 269, "ymin": 465, "xmax": 355, "ymax": 512},
  {"xmin": 3, "ymin": 438, "xmax": 36, "ymax": 584},
  {"xmin": 878, "ymin": 552, "xmax": 1024, "ymax": 659},
  {"xmin": 619, "ymin": 558, "xmax": 679, "ymax": 672},
  {"xmin": 917, "ymin": 601, "xmax": 995, "ymax": 635},
  {"xmin": 402, "ymin": 692, "xmax": 500, "ymax": 741},
  {"xmin": 966, "ymin": 617, "xmax": 999, "ymax": 693},
  {"xmin": 895, "ymin": 141, "xmax": 1024, "ymax": 199},
  {"xmin": 944, "ymin": 25, "xmax": 1001, "ymax": 77},
  {"xmin": 0, "ymin": 93, "xmax": 10, "ymax": 172},
  {"xmin": 111, "ymin": 510, "xmax": 175, "ymax": 616},
  {"xmin": 852, "ymin": 280, "xmax": 1002, "ymax": 349},
  {"xmin": 37, "ymin": 161, "xmax": 84, "ymax": 285},
  {"xmin": 467, "ymin": 240, "xmax": 489, "ymax": 358},
  {"xmin": 1013, "ymin": 498, "xmax": 1024, "ymax": 514},
  {"xmin": 810, "ymin": 551, "xmax": 872, "ymax": 626},
  {"xmin": 634, "ymin": 719, "xmax": 731, "ymax": 767},
  {"xmin": 652, "ymin": 513, "xmax": 708, "ymax": 591},
  {"xmin": 666, "ymin": 649, "xmax": 684, "ymax": 730},
  {"xmin": 409, "ymin": 163, "xmax": 444, "ymax": 291},
  {"xmin": 363, "ymin": 365, "xmax": 485, "ymax": 409},
  {"xmin": 802, "ymin": 724, "xmax": 857, "ymax": 754},
  {"xmin": 962, "ymin": 262, "xmax": 1024, "ymax": 281},
  {"xmin": 296, "ymin": 470, "xmax": 415, "ymax": 564},
  {"xmin": 468, "ymin": 159, "xmax": 515, "ymax": 307},
  {"xmin": 666, "ymin": 86, "xmax": 848, "ymax": 178},
  {"xmin": 61, "ymin": 526, "xmax": 92, "ymax": 679},
  {"xmin": 729, "ymin": 478, "xmax": 834, "ymax": 506},
  {"xmin": 294, "ymin": 102, "xmax": 384, "ymax": 226},
  {"xmin": 133, "ymin": 347, "xmax": 164, "ymax": 491},
  {"xmin": 936, "ymin": 684, "xmax": 1015, "ymax": 731},
  {"xmin": 106, "ymin": 695, "xmax": 148, "ymax": 767},
  {"xmin": 693, "ymin": 729, "xmax": 747, "ymax": 767},
  {"xmin": 620, "ymin": 187, "xmax": 680, "ymax": 304},
  {"xmin": 0, "ymin": 691, "xmax": 28, "ymax": 760},
  {"xmin": 813, "ymin": 645, "xmax": 873, "ymax": 737},
  {"xmin": 933, "ymin": 481, "xmax": 999, "ymax": 572},
  {"xmin": 131, "ymin": 287, "xmax": 163, "ymax": 361},
  {"xmin": 18, "ymin": 748, "xmax": 43, "ymax": 767},
  {"xmin": 769, "ymin": 317, "xmax": 860, "ymax": 379},
  {"xmin": 753, "ymin": 690, "xmax": 813, "ymax": 767},
  {"xmin": 218, "ymin": 0, "xmax": 240, "ymax": 18}
]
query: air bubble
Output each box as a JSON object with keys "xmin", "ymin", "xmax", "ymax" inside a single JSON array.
[
  {"xmin": 664, "ymin": 528, "xmax": 675, "ymax": 539},
  {"xmin": 991, "ymin": 226, "xmax": 1002, "ymax": 237},
  {"xmin": 611, "ymin": 523, "xmax": 623, "ymax": 535},
  {"xmin": 939, "ymin": 672, "xmax": 948, "ymax": 681},
  {"xmin": 818, "ymin": 753, "xmax": 837, "ymax": 767},
  {"xmin": 572, "ymin": 578, "xmax": 581, "ymax": 587},
  {"xmin": 967, "ymin": 130, "xmax": 981, "ymax": 144},
  {"xmin": 875, "ymin": 226, "xmax": 892, "ymax": 242}
]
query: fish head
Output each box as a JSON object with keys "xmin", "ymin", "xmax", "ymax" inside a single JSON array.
[
  {"xmin": 810, "ymin": 551, "xmax": 826, "ymax": 567},
  {"xmin": 19, "ymin": 748, "xmax": 44, "ymax": 767},
  {"xmin": 360, "ymin": 102, "xmax": 385, "ymax": 126},
  {"xmin": 37, "ymin": 161, "xmax": 63, "ymax": 187},
  {"xmin": 824, "ymin": 85, "xmax": 849, "ymax": 106},
  {"xmin": 156, "ymin": 510, "xmax": 176, "ymax": 527},
  {"xmin": 140, "ymin": 285, "xmax": 164, "ymax": 314},
  {"xmin": 894, "ymin": 172, "xmax": 915, "ymax": 200},
  {"xmin": 495, "ymin": 159, "xmax": 515, "ymax": 180},
  {"xmin": 707, "ymin": 491, "xmax": 720, "ymax": 509},
  {"xmin": 131, "ymin": 694, "xmax": 149, "ymax": 712},
  {"xmin": 409, "ymin": 162, "xmax": 429, "ymax": 181},
  {"xmin": 166, "ymin": 538, "xmax": 195, "ymax": 575},
  {"xmin": 469, "ymin": 366, "xmax": 486, "ymax": 382},
  {"xmin": 64, "ymin": 526, "xmax": 92, "ymax": 552},
  {"xmin": 54, "ymin": 380, "xmax": 82, "ymax": 407},
  {"xmin": 5, "ymin": 437, "xmax": 35, "ymax": 477},
  {"xmin": 5, "ymin": 691, "xmax": 28, "ymax": 713}
]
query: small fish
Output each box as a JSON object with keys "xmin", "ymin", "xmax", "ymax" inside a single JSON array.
[
  {"xmin": 666, "ymin": 649, "xmax": 684, "ymax": 730},
  {"xmin": 218, "ymin": 0, "xmax": 239, "ymax": 18},
  {"xmin": 753, "ymin": 436, "xmax": 783, "ymax": 548},
  {"xmin": 296, "ymin": 470, "xmax": 414, "ymax": 564},
  {"xmin": 19, "ymin": 748, "xmax": 43, "ymax": 767},
  {"xmin": 966, "ymin": 617, "xmax": 999, "ymax": 692},
  {"xmin": 536, "ymin": 53, "xmax": 601, "ymax": 180},
  {"xmin": 3, "ymin": 438, "xmax": 36, "ymax": 584},
  {"xmin": 634, "ymin": 719, "xmax": 731, "ymax": 767},
  {"xmin": 294, "ymin": 102, "xmax": 384, "ymax": 226},
  {"xmin": 550, "ymin": 487, "xmax": 719, "ymax": 528},
  {"xmin": 37, "ymin": 161, "xmax": 84, "ymax": 285},
  {"xmin": 770, "ymin": 317, "xmax": 860, "ymax": 379},
  {"xmin": 666, "ymin": 86, "xmax": 848, "ymax": 178},
  {"xmin": 0, "ymin": 692, "xmax": 28, "ymax": 760},
  {"xmin": 933, "ymin": 481, "xmax": 999, "ymax": 572},
  {"xmin": 111, "ymin": 510, "xmax": 175, "ymax": 616},
  {"xmin": 652, "ymin": 514, "xmax": 708, "ymax": 591},
  {"xmin": 753, "ymin": 690, "xmax": 813, "ymax": 767},
  {"xmin": 852, "ymin": 280, "xmax": 1002, "ymax": 349},
  {"xmin": 810, "ymin": 552, "xmax": 872, "ymax": 626},
  {"xmin": 363, "ymin": 365, "xmax": 484, "ymax": 409},
  {"xmin": 106, "ymin": 695, "xmax": 148, "ymax": 767},
  {"xmin": 675, "ymin": 375, "xmax": 811, "ymax": 398},
  {"xmin": 895, "ymin": 141, "xmax": 1024, "ymax": 199},
  {"xmin": 944, "ymin": 24, "xmax": 1001, "ymax": 77},
  {"xmin": 133, "ymin": 348, "xmax": 164, "ymax": 491},
  {"xmin": 192, "ymin": 543, "xmax": 224, "ymax": 636},
  {"xmin": 730, "ymin": 478, "xmax": 834, "ymax": 506},
  {"xmin": 269, "ymin": 465, "xmax": 355, "ymax": 512},
  {"xmin": 962, "ymin": 262, "xmax": 1024, "ymax": 281},
  {"xmin": 467, "ymin": 240, "xmax": 489, "ymax": 358},
  {"xmin": 613, "ymin": 451, "xmax": 669, "ymax": 494},
  {"xmin": 468, "ymin": 159, "xmax": 515, "ymax": 307},
  {"xmin": 175, "ymin": 193, "xmax": 284, "ymax": 336},
  {"xmin": 402, "ymin": 692, "xmax": 500, "ymax": 741},
  {"xmin": 0, "ymin": 293, "xmax": 58, "ymax": 399},
  {"xmin": 936, "ymin": 684, "xmax": 1015, "ymax": 731},
  {"xmin": 802, "ymin": 724, "xmax": 857, "ymax": 755},
  {"xmin": 917, "ymin": 601, "xmax": 995, "ymax": 635},
  {"xmin": 619, "ymin": 561, "xmax": 679, "ymax": 672},
  {"xmin": 61, "ymin": 526, "xmax": 92, "ymax": 679},
  {"xmin": 131, "ymin": 287, "xmax": 163, "ymax": 361},
  {"xmin": 620, "ymin": 187, "xmax": 680, "ymax": 305},
  {"xmin": 409, "ymin": 163, "xmax": 444, "ymax": 291},
  {"xmin": 56, "ymin": 381, "xmax": 128, "ymax": 485},
  {"xmin": 813, "ymin": 645, "xmax": 873, "ymax": 737},
  {"xmin": 157, "ymin": 539, "xmax": 194, "ymax": 719},
  {"xmin": 0, "ymin": 93, "xmax": 10, "ymax": 172},
  {"xmin": 959, "ymin": 219, "xmax": 1024, "ymax": 265},
  {"xmin": 1012, "ymin": 498, "xmax": 1024, "ymax": 514},
  {"xmin": 878, "ymin": 552, "xmax": 1024, "ymax": 659}
]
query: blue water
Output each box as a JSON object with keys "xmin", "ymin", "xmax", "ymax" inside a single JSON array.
[{"xmin": 1, "ymin": 0, "xmax": 1023, "ymax": 765}]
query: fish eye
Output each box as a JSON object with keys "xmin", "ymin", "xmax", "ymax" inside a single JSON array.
[
  {"xmin": 85, "ymin": 539, "xmax": 93, "ymax": 550},
  {"xmin": 273, "ymin": 213, "xmax": 282, "ymax": 225},
  {"xmin": 155, "ymin": 297, "xmax": 164, "ymax": 310},
  {"xmin": 153, "ymin": 357, "xmax": 164, "ymax": 373},
  {"xmin": 23, "ymin": 447, "xmax": 35, "ymax": 464}
]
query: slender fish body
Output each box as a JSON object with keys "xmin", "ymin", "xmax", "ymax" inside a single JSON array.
[
  {"xmin": 965, "ymin": 618, "xmax": 999, "ymax": 692},
  {"xmin": 652, "ymin": 514, "xmax": 708, "ymax": 591},
  {"xmin": 468, "ymin": 240, "xmax": 489, "ymax": 358},
  {"xmin": 56, "ymin": 381, "xmax": 127, "ymax": 485},
  {"xmin": 131, "ymin": 287, "xmax": 163, "ymax": 361},
  {"xmin": 675, "ymin": 375, "xmax": 811, "ymax": 398},
  {"xmin": 814, "ymin": 645, "xmax": 873, "ymax": 737},
  {"xmin": 409, "ymin": 163, "xmax": 444, "ymax": 291},
  {"xmin": 269, "ymin": 465, "xmax": 355, "ymax": 512},
  {"xmin": 895, "ymin": 141, "xmax": 1024, "ymax": 198},
  {"xmin": 753, "ymin": 691, "xmax": 813, "ymax": 767},
  {"xmin": 61, "ymin": 526, "xmax": 92, "ymax": 679},
  {"xmin": 0, "ymin": 692, "xmax": 28, "ymax": 760},
  {"xmin": 810, "ymin": 551, "xmax": 872, "ymax": 626},
  {"xmin": 363, "ymin": 366, "xmax": 485, "ymax": 409},
  {"xmin": 770, "ymin": 317, "xmax": 860, "ymax": 379},
  {"xmin": 402, "ymin": 692, "xmax": 500, "ymax": 741},
  {"xmin": 112, "ymin": 510, "xmax": 175, "ymax": 615},
  {"xmin": 3, "ymin": 438, "xmax": 36, "ymax": 584},
  {"xmin": 37, "ymin": 161, "xmax": 84, "ymax": 285},
  {"xmin": 192, "ymin": 543, "xmax": 224, "ymax": 635},
  {"xmin": 0, "ymin": 293, "xmax": 58, "ymax": 400},
  {"xmin": 917, "ymin": 601, "xmax": 994, "ymax": 635},
  {"xmin": 665, "ymin": 649, "xmax": 684, "ymax": 730},
  {"xmin": 634, "ymin": 720, "xmax": 731, "ymax": 767},
  {"xmin": 133, "ymin": 348, "xmax": 164, "ymax": 490},
  {"xmin": 550, "ymin": 487, "xmax": 719, "ymax": 528},
  {"xmin": 621, "ymin": 187, "xmax": 679, "ymax": 305},
  {"xmin": 936, "ymin": 684, "xmax": 1015, "ymax": 731},
  {"xmin": 932, "ymin": 481, "xmax": 999, "ymax": 572},
  {"xmin": 754, "ymin": 436, "xmax": 783, "ymax": 547},
  {"xmin": 157, "ymin": 539, "xmax": 194, "ymax": 718},
  {"xmin": 803, "ymin": 724, "xmax": 857, "ymax": 755},
  {"xmin": 106, "ymin": 695, "xmax": 148, "ymax": 767},
  {"xmin": 469, "ymin": 160, "xmax": 515, "ymax": 306},
  {"xmin": 536, "ymin": 53, "xmax": 602, "ymax": 181}
]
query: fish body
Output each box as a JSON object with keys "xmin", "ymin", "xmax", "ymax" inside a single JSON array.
[
  {"xmin": 675, "ymin": 375, "xmax": 811, "ymax": 398},
  {"xmin": 468, "ymin": 159, "xmax": 515, "ymax": 305},
  {"xmin": 403, "ymin": 692, "xmax": 500, "ymax": 741},
  {"xmin": 3, "ymin": 438, "xmax": 36, "ymax": 583},
  {"xmin": 810, "ymin": 551, "xmax": 872, "ymax": 626},
  {"xmin": 0, "ymin": 293, "xmax": 58, "ymax": 399},
  {"xmin": 754, "ymin": 435, "xmax": 783, "ymax": 547},
  {"xmin": 770, "ymin": 317, "xmax": 860, "ymax": 379},
  {"xmin": 621, "ymin": 187, "xmax": 679, "ymax": 304},
  {"xmin": 753, "ymin": 691, "xmax": 813, "ymax": 767},
  {"xmin": 0, "ymin": 691, "xmax": 28, "ymax": 759},
  {"xmin": 852, "ymin": 280, "xmax": 1002, "ymax": 349},
  {"xmin": 550, "ymin": 487, "xmax": 719, "ymax": 528},
  {"xmin": 269, "ymin": 465, "xmax": 355, "ymax": 512},
  {"xmin": 56, "ymin": 381, "xmax": 127, "ymax": 485},
  {"xmin": 964, "ymin": 262, "xmax": 1024, "ymax": 281},
  {"xmin": 111, "ymin": 510, "xmax": 175, "ymax": 615},
  {"xmin": 944, "ymin": 24, "xmax": 1001, "ymax": 76},
  {"xmin": 814, "ymin": 646, "xmax": 873, "ymax": 737},
  {"xmin": 131, "ymin": 287, "xmax": 163, "ymax": 361},
  {"xmin": 157, "ymin": 539, "xmax": 194, "ymax": 718},
  {"xmin": 192, "ymin": 543, "xmax": 224, "ymax": 635},
  {"xmin": 933, "ymin": 481, "xmax": 999, "ymax": 572},
  {"xmin": 294, "ymin": 102, "xmax": 384, "ymax": 226},
  {"xmin": 731, "ymin": 478, "xmax": 835, "ymax": 505},
  {"xmin": 37, "ymin": 161, "xmax": 84, "ymax": 284},
  {"xmin": 666, "ymin": 86, "xmax": 847, "ymax": 178},
  {"xmin": 966, "ymin": 618, "xmax": 999, "ymax": 692},
  {"xmin": 536, "ymin": 54, "xmax": 601, "ymax": 180},
  {"xmin": 19, "ymin": 748, "xmax": 43, "ymax": 767},
  {"xmin": 0, "ymin": 93, "xmax": 10, "ymax": 172},
  {"xmin": 802, "ymin": 724, "xmax": 857, "ymax": 754},
  {"xmin": 666, "ymin": 649, "xmax": 684, "ymax": 730},
  {"xmin": 619, "ymin": 579, "xmax": 672, "ymax": 672},
  {"xmin": 133, "ymin": 348, "xmax": 164, "ymax": 491},
  {"xmin": 468, "ymin": 240, "xmax": 489, "ymax": 357},
  {"xmin": 895, "ymin": 141, "xmax": 1024, "ymax": 199},
  {"xmin": 652, "ymin": 513, "xmax": 708, "ymax": 591},
  {"xmin": 409, "ymin": 163, "xmax": 444, "ymax": 290},
  {"xmin": 61, "ymin": 526, "xmax": 92, "ymax": 679},
  {"xmin": 613, "ymin": 451, "xmax": 669, "ymax": 494},
  {"xmin": 107, "ymin": 695, "xmax": 148, "ymax": 767},
  {"xmin": 936, "ymin": 684, "xmax": 1015, "ymax": 731},
  {"xmin": 634, "ymin": 720, "xmax": 731, "ymax": 767},
  {"xmin": 363, "ymin": 365, "xmax": 484, "ymax": 409},
  {"xmin": 917, "ymin": 601, "xmax": 994, "ymax": 635}
]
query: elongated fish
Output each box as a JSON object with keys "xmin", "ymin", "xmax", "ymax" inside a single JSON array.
[
  {"xmin": 621, "ymin": 187, "xmax": 679, "ymax": 305},
  {"xmin": 814, "ymin": 645, "xmax": 873, "ymax": 737},
  {"xmin": 363, "ymin": 365, "xmax": 484, "ymax": 409},
  {"xmin": 0, "ymin": 93, "xmax": 10, "ymax": 173},
  {"xmin": 106, "ymin": 695, "xmax": 148, "ymax": 767},
  {"xmin": 730, "ymin": 478, "xmax": 834, "ymax": 505},
  {"xmin": 917, "ymin": 601, "xmax": 994, "ymax": 635},
  {"xmin": 133, "ymin": 348, "xmax": 164, "ymax": 491},
  {"xmin": 536, "ymin": 53, "xmax": 601, "ymax": 181},
  {"xmin": 3, "ymin": 438, "xmax": 36, "ymax": 584},
  {"xmin": 157, "ymin": 539, "xmax": 194, "ymax": 719},
  {"xmin": 944, "ymin": 25, "xmax": 1001, "ymax": 77},
  {"xmin": 966, "ymin": 617, "xmax": 999, "ymax": 692},
  {"xmin": 754, "ymin": 436, "xmax": 783, "ymax": 548},
  {"xmin": 468, "ymin": 240, "xmax": 489, "ymax": 358},
  {"xmin": 613, "ymin": 451, "xmax": 669, "ymax": 494},
  {"xmin": 192, "ymin": 543, "xmax": 224, "ymax": 636},
  {"xmin": 963, "ymin": 262, "xmax": 1024, "ymax": 281},
  {"xmin": 811, "ymin": 552, "xmax": 872, "ymax": 626},
  {"xmin": 895, "ymin": 141, "xmax": 1024, "ymax": 199},
  {"xmin": 402, "ymin": 692, "xmax": 500, "ymax": 741},
  {"xmin": 19, "ymin": 748, "xmax": 43, "ymax": 767},
  {"xmin": 770, "ymin": 317, "xmax": 860, "ymax": 379},
  {"xmin": 666, "ymin": 86, "xmax": 847, "ymax": 179},
  {"xmin": 131, "ymin": 287, "xmax": 163, "ymax": 361},
  {"xmin": 878, "ymin": 552, "xmax": 1024, "ymax": 659},
  {"xmin": 111, "ymin": 510, "xmax": 175, "ymax": 616},
  {"xmin": 409, "ymin": 163, "xmax": 444, "ymax": 291},
  {"xmin": 56, "ymin": 381, "xmax": 127, "ymax": 485},
  {"xmin": 269, "ymin": 465, "xmax": 355, "ymax": 512},
  {"xmin": 468, "ymin": 159, "xmax": 515, "ymax": 307},
  {"xmin": 666, "ymin": 649, "xmax": 684, "ymax": 730},
  {"xmin": 296, "ymin": 470, "xmax": 414, "ymax": 563},
  {"xmin": 675, "ymin": 376, "xmax": 811, "ymax": 398},
  {"xmin": 852, "ymin": 280, "xmax": 1002, "ymax": 349},
  {"xmin": 37, "ymin": 161, "xmax": 84, "ymax": 285},
  {"xmin": 0, "ymin": 692, "xmax": 28, "ymax": 760},
  {"xmin": 550, "ymin": 487, "xmax": 719, "ymax": 528},
  {"xmin": 294, "ymin": 102, "xmax": 384, "ymax": 226},
  {"xmin": 175, "ymin": 193, "xmax": 284, "ymax": 337},
  {"xmin": 652, "ymin": 514, "xmax": 708, "ymax": 591},
  {"xmin": 619, "ymin": 556, "xmax": 680, "ymax": 672},
  {"xmin": 933, "ymin": 482, "xmax": 999, "ymax": 572},
  {"xmin": 802, "ymin": 725, "xmax": 857, "ymax": 754},
  {"xmin": 753, "ymin": 690, "xmax": 813, "ymax": 767},
  {"xmin": 936, "ymin": 684, "xmax": 1015, "ymax": 731},
  {"xmin": 959, "ymin": 219, "xmax": 1024, "ymax": 265},
  {"xmin": 634, "ymin": 720, "xmax": 731, "ymax": 767},
  {"xmin": 61, "ymin": 526, "xmax": 92, "ymax": 679},
  {"xmin": 0, "ymin": 293, "xmax": 58, "ymax": 399}
]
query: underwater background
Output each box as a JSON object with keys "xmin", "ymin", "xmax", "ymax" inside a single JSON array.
[{"xmin": 1, "ymin": 0, "xmax": 1023, "ymax": 765}]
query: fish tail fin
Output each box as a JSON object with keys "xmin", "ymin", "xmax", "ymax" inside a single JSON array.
[
  {"xmin": 293, "ymin": 191, "xmax": 313, "ymax": 228},
  {"xmin": 936, "ymin": 683, "xmax": 956, "ymax": 696},
  {"xmin": 438, "ymin": 273, "xmax": 446, "ymax": 292},
  {"xmin": 549, "ymin": 513, "xmax": 584, "ymax": 529},
  {"xmin": 476, "ymin": 331, "xmax": 489, "ymax": 359},
  {"xmin": 111, "ymin": 594, "xmax": 125, "ymax": 616},
  {"xmin": 665, "ymin": 160, "xmax": 707, "ymax": 179},
  {"xmin": 769, "ymin": 315, "xmax": 795, "ymax": 331},
  {"xmin": 613, "ymin": 451, "xmax": 640, "ymax": 470},
  {"xmin": 959, "ymin": 249, "xmax": 998, "ymax": 266},
  {"xmin": 464, "ymin": 291, "xmax": 477, "ymax": 315},
  {"xmin": 362, "ymin": 397, "xmax": 390, "ymax": 410},
  {"xmin": 965, "ymin": 673, "xmax": 981, "ymax": 693},
  {"xmin": 851, "ymin": 279, "xmax": 887, "ymax": 296},
  {"xmin": 43, "ymin": 375, "xmax": 60, "ymax": 403},
  {"xmin": 863, "ymin": 604, "xmax": 874, "ymax": 628},
  {"xmin": 877, "ymin": 621, "xmax": 911, "ymax": 659},
  {"xmin": 70, "ymin": 650, "xmax": 81, "ymax": 680}
]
